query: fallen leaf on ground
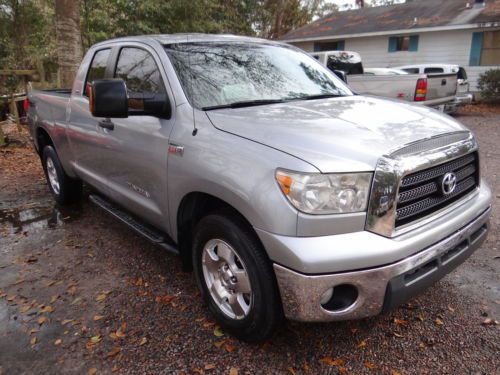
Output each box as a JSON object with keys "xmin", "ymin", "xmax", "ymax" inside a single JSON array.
[
  {"xmin": 106, "ymin": 346, "xmax": 121, "ymax": 358},
  {"xmin": 416, "ymin": 314, "xmax": 424, "ymax": 322},
  {"xmin": 6, "ymin": 295, "xmax": 16, "ymax": 301},
  {"xmin": 67, "ymin": 285, "xmax": 77, "ymax": 295},
  {"xmin": 139, "ymin": 337, "xmax": 147, "ymax": 346},
  {"xmin": 393, "ymin": 318, "xmax": 407, "ymax": 326},
  {"xmin": 93, "ymin": 315, "xmax": 105, "ymax": 321},
  {"xmin": 39, "ymin": 305, "xmax": 54, "ymax": 313},
  {"xmin": 88, "ymin": 368, "xmax": 97, "ymax": 375},
  {"xmin": 447, "ymin": 305, "xmax": 455, "ymax": 312},
  {"xmin": 30, "ymin": 336, "xmax": 37, "ymax": 345},
  {"xmin": 303, "ymin": 362, "xmax": 310, "ymax": 372},
  {"xmin": 225, "ymin": 344, "xmax": 235, "ymax": 352},
  {"xmin": 435, "ymin": 317, "xmax": 444, "ymax": 326},
  {"xmin": 229, "ymin": 368, "xmax": 238, "ymax": 375},
  {"xmin": 205, "ymin": 363, "xmax": 215, "ymax": 370},
  {"xmin": 356, "ymin": 339, "xmax": 366, "ymax": 348},
  {"xmin": 111, "ymin": 366, "xmax": 119, "ymax": 372},
  {"xmin": 214, "ymin": 339, "xmax": 226, "ymax": 348},
  {"xmin": 20, "ymin": 305, "xmax": 31, "ymax": 313},
  {"xmin": 213, "ymin": 326, "xmax": 224, "ymax": 337},
  {"xmin": 393, "ymin": 332, "xmax": 404, "ymax": 338},
  {"xmin": 95, "ymin": 294, "xmax": 107, "ymax": 302},
  {"xmin": 364, "ymin": 362, "xmax": 377, "ymax": 370},
  {"xmin": 391, "ymin": 371, "xmax": 402, "ymax": 375},
  {"xmin": 54, "ymin": 339, "xmax": 62, "ymax": 346},
  {"xmin": 38, "ymin": 316, "xmax": 46, "ymax": 325},
  {"xmin": 50, "ymin": 295, "xmax": 59, "ymax": 303},
  {"xmin": 482, "ymin": 318, "xmax": 499, "ymax": 325},
  {"xmin": 115, "ymin": 329, "xmax": 126, "ymax": 338},
  {"xmin": 61, "ymin": 319, "xmax": 73, "ymax": 326},
  {"xmin": 90, "ymin": 335, "xmax": 101, "ymax": 344},
  {"xmin": 287, "ymin": 367, "xmax": 296, "ymax": 375},
  {"xmin": 320, "ymin": 357, "xmax": 345, "ymax": 366},
  {"xmin": 71, "ymin": 297, "xmax": 82, "ymax": 305}
]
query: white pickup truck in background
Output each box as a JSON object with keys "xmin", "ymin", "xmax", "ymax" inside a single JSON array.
[
  {"xmin": 311, "ymin": 51, "xmax": 458, "ymax": 112},
  {"xmin": 394, "ymin": 64, "xmax": 473, "ymax": 113}
]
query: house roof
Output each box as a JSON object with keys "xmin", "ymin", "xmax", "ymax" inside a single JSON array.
[{"xmin": 281, "ymin": 0, "xmax": 500, "ymax": 42}]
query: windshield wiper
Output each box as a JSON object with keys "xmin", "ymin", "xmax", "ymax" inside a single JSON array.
[
  {"xmin": 294, "ymin": 93, "xmax": 343, "ymax": 100},
  {"xmin": 202, "ymin": 99, "xmax": 285, "ymax": 111}
]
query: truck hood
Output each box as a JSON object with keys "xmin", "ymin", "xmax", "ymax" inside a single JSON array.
[{"xmin": 206, "ymin": 96, "xmax": 468, "ymax": 172}]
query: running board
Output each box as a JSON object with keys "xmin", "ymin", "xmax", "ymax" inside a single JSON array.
[{"xmin": 89, "ymin": 194, "xmax": 179, "ymax": 255}]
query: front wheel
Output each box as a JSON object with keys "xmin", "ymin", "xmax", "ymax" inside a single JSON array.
[{"xmin": 192, "ymin": 211, "xmax": 283, "ymax": 342}]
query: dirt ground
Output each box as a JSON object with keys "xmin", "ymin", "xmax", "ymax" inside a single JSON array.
[{"xmin": 0, "ymin": 111, "xmax": 499, "ymax": 375}]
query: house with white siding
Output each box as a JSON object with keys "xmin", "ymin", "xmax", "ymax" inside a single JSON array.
[{"xmin": 281, "ymin": 0, "xmax": 500, "ymax": 91}]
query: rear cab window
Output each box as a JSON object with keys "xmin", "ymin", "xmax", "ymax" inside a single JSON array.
[
  {"xmin": 424, "ymin": 67, "xmax": 444, "ymax": 74},
  {"xmin": 84, "ymin": 48, "xmax": 111, "ymax": 97}
]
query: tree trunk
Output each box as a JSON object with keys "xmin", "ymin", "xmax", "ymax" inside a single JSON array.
[{"xmin": 55, "ymin": 0, "xmax": 83, "ymax": 88}]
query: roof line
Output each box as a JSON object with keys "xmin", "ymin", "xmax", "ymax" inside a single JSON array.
[{"xmin": 282, "ymin": 21, "xmax": 500, "ymax": 43}]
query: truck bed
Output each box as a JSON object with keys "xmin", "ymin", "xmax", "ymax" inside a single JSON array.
[{"xmin": 27, "ymin": 88, "xmax": 72, "ymax": 146}]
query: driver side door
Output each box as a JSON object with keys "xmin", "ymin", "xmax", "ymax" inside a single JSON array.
[{"xmin": 103, "ymin": 45, "xmax": 175, "ymax": 231}]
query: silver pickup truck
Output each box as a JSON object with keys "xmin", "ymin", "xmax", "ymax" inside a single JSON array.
[{"xmin": 27, "ymin": 34, "xmax": 491, "ymax": 342}]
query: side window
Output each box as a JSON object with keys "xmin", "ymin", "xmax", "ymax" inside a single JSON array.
[
  {"xmin": 84, "ymin": 48, "xmax": 111, "ymax": 96},
  {"xmin": 402, "ymin": 68, "xmax": 419, "ymax": 74},
  {"xmin": 457, "ymin": 67, "xmax": 468, "ymax": 80},
  {"xmin": 114, "ymin": 48, "xmax": 165, "ymax": 95},
  {"xmin": 424, "ymin": 67, "xmax": 444, "ymax": 74}
]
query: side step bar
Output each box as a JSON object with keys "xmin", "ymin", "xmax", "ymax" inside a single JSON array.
[{"xmin": 89, "ymin": 194, "xmax": 179, "ymax": 255}]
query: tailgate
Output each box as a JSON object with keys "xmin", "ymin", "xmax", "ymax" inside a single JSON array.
[{"xmin": 425, "ymin": 73, "xmax": 457, "ymax": 101}]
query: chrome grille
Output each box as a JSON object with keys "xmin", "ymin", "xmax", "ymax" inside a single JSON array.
[{"xmin": 395, "ymin": 152, "xmax": 479, "ymax": 227}]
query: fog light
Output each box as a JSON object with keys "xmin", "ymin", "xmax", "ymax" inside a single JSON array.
[
  {"xmin": 320, "ymin": 284, "xmax": 359, "ymax": 312},
  {"xmin": 320, "ymin": 288, "xmax": 334, "ymax": 305}
]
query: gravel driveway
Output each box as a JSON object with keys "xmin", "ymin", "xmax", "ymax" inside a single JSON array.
[{"xmin": 0, "ymin": 111, "xmax": 499, "ymax": 375}]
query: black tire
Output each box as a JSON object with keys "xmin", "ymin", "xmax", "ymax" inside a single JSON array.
[
  {"xmin": 192, "ymin": 210, "xmax": 283, "ymax": 343},
  {"xmin": 42, "ymin": 146, "xmax": 82, "ymax": 205}
]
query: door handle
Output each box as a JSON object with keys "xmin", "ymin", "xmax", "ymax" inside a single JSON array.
[{"xmin": 98, "ymin": 119, "xmax": 114, "ymax": 130}]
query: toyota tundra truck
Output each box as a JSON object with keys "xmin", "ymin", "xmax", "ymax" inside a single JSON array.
[{"xmin": 27, "ymin": 34, "xmax": 491, "ymax": 342}]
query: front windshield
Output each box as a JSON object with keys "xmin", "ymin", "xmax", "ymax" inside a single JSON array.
[{"xmin": 164, "ymin": 42, "xmax": 353, "ymax": 109}]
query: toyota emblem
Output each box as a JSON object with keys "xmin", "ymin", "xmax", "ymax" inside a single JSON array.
[{"xmin": 441, "ymin": 172, "xmax": 457, "ymax": 195}]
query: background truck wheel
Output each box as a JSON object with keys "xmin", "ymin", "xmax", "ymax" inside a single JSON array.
[
  {"xmin": 42, "ymin": 146, "xmax": 82, "ymax": 205},
  {"xmin": 192, "ymin": 210, "xmax": 283, "ymax": 343}
]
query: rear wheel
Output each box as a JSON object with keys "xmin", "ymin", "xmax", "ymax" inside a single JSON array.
[
  {"xmin": 42, "ymin": 146, "xmax": 82, "ymax": 205},
  {"xmin": 192, "ymin": 211, "xmax": 283, "ymax": 343}
]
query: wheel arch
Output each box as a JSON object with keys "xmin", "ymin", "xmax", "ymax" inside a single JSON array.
[
  {"xmin": 35, "ymin": 126, "xmax": 54, "ymax": 156},
  {"xmin": 175, "ymin": 191, "xmax": 265, "ymax": 271}
]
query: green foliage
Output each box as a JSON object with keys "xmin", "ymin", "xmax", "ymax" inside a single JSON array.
[
  {"xmin": 81, "ymin": 0, "xmax": 258, "ymax": 48},
  {"xmin": 478, "ymin": 69, "xmax": 500, "ymax": 104},
  {"xmin": 0, "ymin": 0, "xmax": 338, "ymax": 91}
]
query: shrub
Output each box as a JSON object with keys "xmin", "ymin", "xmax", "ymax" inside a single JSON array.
[{"xmin": 477, "ymin": 68, "xmax": 500, "ymax": 104}]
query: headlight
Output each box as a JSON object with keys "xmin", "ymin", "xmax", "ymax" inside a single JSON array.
[{"xmin": 275, "ymin": 169, "xmax": 372, "ymax": 214}]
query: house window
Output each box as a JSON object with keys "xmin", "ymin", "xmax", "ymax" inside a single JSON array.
[
  {"xmin": 470, "ymin": 30, "xmax": 500, "ymax": 66},
  {"xmin": 313, "ymin": 40, "xmax": 345, "ymax": 52},
  {"xmin": 388, "ymin": 35, "xmax": 419, "ymax": 52},
  {"xmin": 481, "ymin": 30, "xmax": 500, "ymax": 65},
  {"xmin": 397, "ymin": 36, "xmax": 410, "ymax": 51}
]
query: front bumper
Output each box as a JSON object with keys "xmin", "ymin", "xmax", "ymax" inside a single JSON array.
[{"xmin": 273, "ymin": 206, "xmax": 490, "ymax": 322}]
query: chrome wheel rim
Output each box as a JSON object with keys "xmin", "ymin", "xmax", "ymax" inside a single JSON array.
[
  {"xmin": 46, "ymin": 157, "xmax": 60, "ymax": 195},
  {"xmin": 202, "ymin": 239, "xmax": 253, "ymax": 320}
]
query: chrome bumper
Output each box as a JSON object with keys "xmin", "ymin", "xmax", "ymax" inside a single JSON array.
[{"xmin": 274, "ymin": 207, "xmax": 490, "ymax": 322}]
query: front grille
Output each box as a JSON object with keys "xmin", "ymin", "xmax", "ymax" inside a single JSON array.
[{"xmin": 395, "ymin": 152, "xmax": 479, "ymax": 227}]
